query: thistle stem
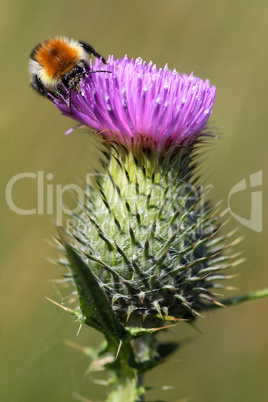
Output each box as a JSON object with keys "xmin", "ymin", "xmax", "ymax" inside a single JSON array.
[
  {"xmin": 106, "ymin": 376, "xmax": 140, "ymax": 402},
  {"xmin": 105, "ymin": 340, "xmax": 144, "ymax": 402}
]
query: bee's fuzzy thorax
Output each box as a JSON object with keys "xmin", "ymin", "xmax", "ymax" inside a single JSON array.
[
  {"xmin": 30, "ymin": 36, "xmax": 106, "ymax": 101},
  {"xmin": 30, "ymin": 37, "xmax": 85, "ymax": 88}
]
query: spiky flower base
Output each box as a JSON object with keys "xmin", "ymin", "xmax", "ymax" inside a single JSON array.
[{"xmin": 58, "ymin": 139, "xmax": 235, "ymax": 400}]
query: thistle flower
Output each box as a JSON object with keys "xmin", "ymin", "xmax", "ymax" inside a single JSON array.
[{"xmin": 54, "ymin": 55, "xmax": 216, "ymax": 152}]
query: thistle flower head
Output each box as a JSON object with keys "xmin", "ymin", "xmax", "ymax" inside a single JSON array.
[{"xmin": 53, "ymin": 55, "xmax": 216, "ymax": 152}]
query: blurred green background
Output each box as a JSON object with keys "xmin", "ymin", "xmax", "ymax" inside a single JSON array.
[{"xmin": 1, "ymin": 0, "xmax": 267, "ymax": 401}]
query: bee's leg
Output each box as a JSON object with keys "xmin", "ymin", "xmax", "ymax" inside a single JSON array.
[
  {"xmin": 54, "ymin": 84, "xmax": 73, "ymax": 113},
  {"xmin": 82, "ymin": 61, "xmax": 112, "ymax": 77},
  {"xmin": 68, "ymin": 88, "xmax": 73, "ymax": 115},
  {"xmin": 31, "ymin": 75, "xmax": 53, "ymax": 100},
  {"xmin": 67, "ymin": 85, "xmax": 84, "ymax": 115},
  {"xmin": 78, "ymin": 41, "xmax": 107, "ymax": 64}
]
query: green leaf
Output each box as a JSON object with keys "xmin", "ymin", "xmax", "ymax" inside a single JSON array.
[
  {"xmin": 64, "ymin": 241, "xmax": 127, "ymax": 347},
  {"xmin": 125, "ymin": 326, "xmax": 159, "ymax": 339},
  {"xmin": 156, "ymin": 341, "xmax": 179, "ymax": 360},
  {"xmin": 124, "ymin": 323, "xmax": 178, "ymax": 340},
  {"xmin": 46, "ymin": 297, "xmax": 86, "ymax": 324},
  {"xmin": 204, "ymin": 288, "xmax": 268, "ymax": 310},
  {"xmin": 133, "ymin": 340, "xmax": 180, "ymax": 374}
]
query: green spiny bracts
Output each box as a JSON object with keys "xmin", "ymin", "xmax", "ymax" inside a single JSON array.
[{"xmin": 59, "ymin": 141, "xmax": 236, "ymax": 329}]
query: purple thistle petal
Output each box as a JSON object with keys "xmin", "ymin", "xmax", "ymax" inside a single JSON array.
[{"xmin": 53, "ymin": 55, "xmax": 216, "ymax": 151}]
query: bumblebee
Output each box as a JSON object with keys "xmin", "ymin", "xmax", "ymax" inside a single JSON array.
[{"xmin": 29, "ymin": 36, "xmax": 107, "ymax": 112}]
